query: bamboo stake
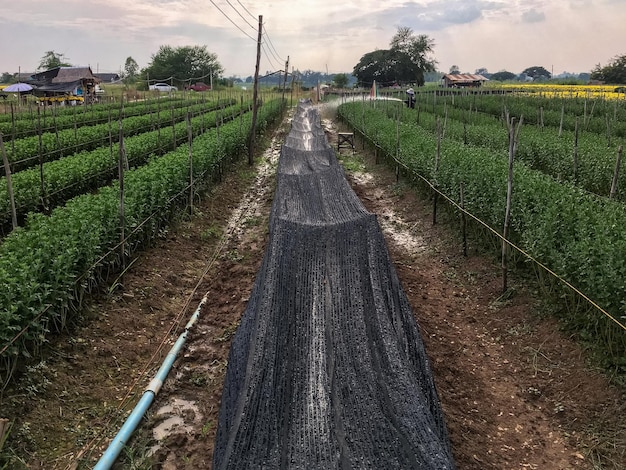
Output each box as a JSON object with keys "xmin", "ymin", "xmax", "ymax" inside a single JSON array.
[
  {"xmin": 573, "ymin": 117, "xmax": 579, "ymax": 183},
  {"xmin": 502, "ymin": 111, "xmax": 523, "ymax": 292},
  {"xmin": 118, "ymin": 120, "xmax": 126, "ymax": 272},
  {"xmin": 610, "ymin": 145, "xmax": 623, "ymax": 199},
  {"xmin": 460, "ymin": 182, "xmax": 467, "ymax": 257},
  {"xmin": 0, "ymin": 133, "xmax": 17, "ymax": 230},
  {"xmin": 559, "ymin": 104, "xmax": 564, "ymax": 137},
  {"xmin": 433, "ymin": 117, "xmax": 441, "ymax": 225},
  {"xmin": 37, "ymin": 107, "xmax": 47, "ymax": 213},
  {"xmin": 187, "ymin": 112, "xmax": 194, "ymax": 215}
]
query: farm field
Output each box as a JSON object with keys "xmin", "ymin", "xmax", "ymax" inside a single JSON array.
[{"xmin": 0, "ymin": 95, "xmax": 625, "ymax": 469}]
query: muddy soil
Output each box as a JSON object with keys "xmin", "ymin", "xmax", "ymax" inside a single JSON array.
[{"xmin": 2, "ymin": 102, "xmax": 624, "ymax": 470}]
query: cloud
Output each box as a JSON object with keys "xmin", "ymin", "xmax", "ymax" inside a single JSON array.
[{"xmin": 521, "ymin": 8, "xmax": 545, "ymax": 23}]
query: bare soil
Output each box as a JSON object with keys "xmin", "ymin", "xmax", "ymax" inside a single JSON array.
[{"xmin": 2, "ymin": 103, "xmax": 625, "ymax": 470}]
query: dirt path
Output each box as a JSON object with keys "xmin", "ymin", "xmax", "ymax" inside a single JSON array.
[{"xmin": 4, "ymin": 103, "xmax": 624, "ymax": 469}]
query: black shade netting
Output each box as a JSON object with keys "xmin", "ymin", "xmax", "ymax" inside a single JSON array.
[{"xmin": 212, "ymin": 99, "xmax": 456, "ymax": 469}]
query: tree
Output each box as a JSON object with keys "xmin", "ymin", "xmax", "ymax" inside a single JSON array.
[
  {"xmin": 590, "ymin": 54, "xmax": 626, "ymax": 84},
  {"xmin": 353, "ymin": 27, "xmax": 436, "ymax": 87},
  {"xmin": 123, "ymin": 56, "xmax": 139, "ymax": 83},
  {"xmin": 490, "ymin": 71, "xmax": 516, "ymax": 81},
  {"xmin": 475, "ymin": 67, "xmax": 490, "ymax": 77},
  {"xmin": 332, "ymin": 73, "xmax": 349, "ymax": 89},
  {"xmin": 141, "ymin": 45, "xmax": 224, "ymax": 89},
  {"xmin": 38, "ymin": 51, "xmax": 71, "ymax": 71},
  {"xmin": 449, "ymin": 65, "xmax": 460, "ymax": 75},
  {"xmin": 0, "ymin": 72, "xmax": 15, "ymax": 84},
  {"xmin": 521, "ymin": 66, "xmax": 551, "ymax": 80}
]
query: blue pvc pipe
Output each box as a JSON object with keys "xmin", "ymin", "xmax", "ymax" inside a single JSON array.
[{"xmin": 93, "ymin": 298, "xmax": 205, "ymax": 469}]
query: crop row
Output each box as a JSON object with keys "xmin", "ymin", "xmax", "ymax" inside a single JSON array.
[
  {"xmin": 0, "ymin": 96, "xmax": 184, "ymax": 124},
  {"xmin": 414, "ymin": 91, "xmax": 626, "ymax": 138},
  {"xmin": 339, "ymin": 101, "xmax": 626, "ymax": 363},
  {"xmin": 0, "ymin": 100, "xmax": 251, "ymax": 231},
  {"xmin": 0, "ymin": 97, "xmax": 194, "ymax": 139},
  {"xmin": 0, "ymin": 98, "xmax": 284, "ymax": 371},
  {"xmin": 3, "ymin": 98, "xmax": 236, "ymax": 172},
  {"xmin": 377, "ymin": 100, "xmax": 626, "ymax": 200}
]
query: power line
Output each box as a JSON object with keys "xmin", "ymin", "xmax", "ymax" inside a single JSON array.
[
  {"xmin": 236, "ymin": 0, "xmax": 257, "ymax": 21},
  {"xmin": 225, "ymin": 0, "xmax": 257, "ymax": 32},
  {"xmin": 263, "ymin": 27, "xmax": 285, "ymax": 64},
  {"xmin": 209, "ymin": 0, "xmax": 257, "ymax": 42},
  {"xmin": 261, "ymin": 43, "xmax": 279, "ymax": 71}
]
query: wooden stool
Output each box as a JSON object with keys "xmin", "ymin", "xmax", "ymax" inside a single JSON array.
[{"xmin": 337, "ymin": 132, "xmax": 354, "ymax": 152}]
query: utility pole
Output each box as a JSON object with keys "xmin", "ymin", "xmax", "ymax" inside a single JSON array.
[
  {"xmin": 249, "ymin": 14, "xmax": 263, "ymax": 166},
  {"xmin": 282, "ymin": 55, "xmax": 289, "ymax": 103}
]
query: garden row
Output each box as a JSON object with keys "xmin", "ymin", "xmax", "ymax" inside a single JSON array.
[
  {"xmin": 376, "ymin": 100, "xmax": 626, "ymax": 201},
  {"xmin": 0, "ymin": 100, "xmax": 252, "ymax": 232},
  {"xmin": 0, "ymin": 97, "xmax": 189, "ymax": 139},
  {"xmin": 0, "ymin": 97, "xmax": 284, "ymax": 380},
  {"xmin": 411, "ymin": 91, "xmax": 626, "ymax": 138},
  {"xmin": 339, "ymin": 100, "xmax": 626, "ymax": 367},
  {"xmin": 3, "ymin": 98, "xmax": 237, "ymax": 172}
]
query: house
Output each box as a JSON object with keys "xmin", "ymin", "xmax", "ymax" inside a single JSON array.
[
  {"xmin": 441, "ymin": 73, "xmax": 489, "ymax": 88},
  {"xmin": 94, "ymin": 72, "xmax": 121, "ymax": 83},
  {"xmin": 28, "ymin": 66, "xmax": 100, "ymax": 104}
]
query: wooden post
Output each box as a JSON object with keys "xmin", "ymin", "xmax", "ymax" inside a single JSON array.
[
  {"xmin": 433, "ymin": 117, "xmax": 441, "ymax": 225},
  {"xmin": 606, "ymin": 113, "xmax": 611, "ymax": 148},
  {"xmin": 573, "ymin": 117, "xmax": 579, "ymax": 183},
  {"xmin": 248, "ymin": 14, "xmax": 263, "ymax": 165},
  {"xmin": 610, "ymin": 145, "xmax": 623, "ymax": 199},
  {"xmin": 558, "ymin": 104, "xmax": 564, "ymax": 137},
  {"xmin": 0, "ymin": 133, "xmax": 17, "ymax": 230},
  {"xmin": 36, "ymin": 107, "xmax": 47, "ymax": 213},
  {"xmin": 281, "ymin": 56, "xmax": 289, "ymax": 104},
  {"xmin": 502, "ymin": 112, "xmax": 523, "ymax": 292},
  {"xmin": 187, "ymin": 112, "xmax": 194, "ymax": 215},
  {"xmin": 118, "ymin": 120, "xmax": 126, "ymax": 272},
  {"xmin": 460, "ymin": 182, "xmax": 467, "ymax": 257}
]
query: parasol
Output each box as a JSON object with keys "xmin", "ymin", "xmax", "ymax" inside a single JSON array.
[{"xmin": 3, "ymin": 83, "xmax": 34, "ymax": 92}]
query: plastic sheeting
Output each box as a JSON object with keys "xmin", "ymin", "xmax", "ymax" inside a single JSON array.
[{"xmin": 213, "ymin": 100, "xmax": 456, "ymax": 469}]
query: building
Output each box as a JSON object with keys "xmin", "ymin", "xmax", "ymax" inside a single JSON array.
[
  {"xmin": 441, "ymin": 73, "xmax": 489, "ymax": 88},
  {"xmin": 94, "ymin": 72, "xmax": 121, "ymax": 83},
  {"xmin": 28, "ymin": 66, "xmax": 100, "ymax": 104}
]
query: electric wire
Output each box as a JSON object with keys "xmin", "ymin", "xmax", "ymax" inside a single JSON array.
[
  {"xmin": 236, "ymin": 0, "xmax": 257, "ymax": 21},
  {"xmin": 263, "ymin": 26, "xmax": 286, "ymax": 63},
  {"xmin": 209, "ymin": 0, "xmax": 257, "ymax": 42},
  {"xmin": 225, "ymin": 0, "xmax": 257, "ymax": 32}
]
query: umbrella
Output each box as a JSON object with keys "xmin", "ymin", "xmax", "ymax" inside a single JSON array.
[{"xmin": 3, "ymin": 83, "xmax": 34, "ymax": 92}]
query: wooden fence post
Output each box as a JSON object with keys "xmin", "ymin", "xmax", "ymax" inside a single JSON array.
[
  {"xmin": 0, "ymin": 133, "xmax": 17, "ymax": 229},
  {"xmin": 610, "ymin": 145, "xmax": 623, "ymax": 199},
  {"xmin": 502, "ymin": 112, "xmax": 523, "ymax": 292}
]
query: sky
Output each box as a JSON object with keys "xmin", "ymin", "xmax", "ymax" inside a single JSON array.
[{"xmin": 0, "ymin": 0, "xmax": 624, "ymax": 79}]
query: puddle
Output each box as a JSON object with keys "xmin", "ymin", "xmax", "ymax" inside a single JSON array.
[{"xmin": 152, "ymin": 397, "xmax": 202, "ymax": 441}]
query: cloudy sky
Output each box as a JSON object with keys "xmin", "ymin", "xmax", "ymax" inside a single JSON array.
[{"xmin": 0, "ymin": 0, "xmax": 623, "ymax": 78}]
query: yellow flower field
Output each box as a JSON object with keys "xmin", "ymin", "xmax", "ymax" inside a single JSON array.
[{"xmin": 487, "ymin": 83, "xmax": 626, "ymax": 100}]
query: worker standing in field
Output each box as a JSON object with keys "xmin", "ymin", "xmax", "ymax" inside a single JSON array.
[{"xmin": 406, "ymin": 88, "xmax": 416, "ymax": 108}]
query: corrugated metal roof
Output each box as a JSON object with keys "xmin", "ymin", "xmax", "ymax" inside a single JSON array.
[
  {"xmin": 51, "ymin": 67, "xmax": 98, "ymax": 83},
  {"xmin": 442, "ymin": 73, "xmax": 489, "ymax": 82}
]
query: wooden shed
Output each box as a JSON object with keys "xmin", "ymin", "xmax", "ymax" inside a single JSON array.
[
  {"xmin": 441, "ymin": 73, "xmax": 489, "ymax": 88},
  {"xmin": 28, "ymin": 66, "xmax": 100, "ymax": 104}
]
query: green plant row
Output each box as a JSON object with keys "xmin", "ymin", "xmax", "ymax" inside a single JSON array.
[
  {"xmin": 0, "ymin": 96, "xmax": 185, "ymax": 125},
  {"xmin": 415, "ymin": 91, "xmax": 626, "ymax": 138},
  {"xmin": 339, "ymin": 101, "xmax": 626, "ymax": 367},
  {"xmin": 0, "ymin": 97, "xmax": 199, "ymax": 139},
  {"xmin": 0, "ymin": 101, "xmax": 252, "ymax": 231},
  {"xmin": 382, "ymin": 101, "xmax": 626, "ymax": 200},
  {"xmin": 0, "ymin": 98, "xmax": 284, "ymax": 373},
  {"xmin": 3, "ymin": 98, "xmax": 236, "ymax": 173}
]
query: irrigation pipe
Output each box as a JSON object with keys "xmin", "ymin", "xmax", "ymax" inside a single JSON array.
[{"xmin": 93, "ymin": 295, "xmax": 207, "ymax": 470}]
